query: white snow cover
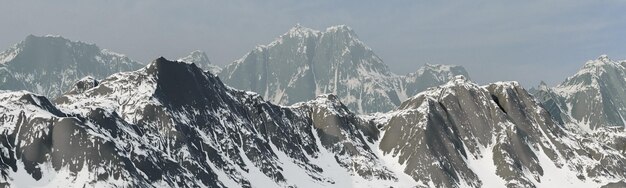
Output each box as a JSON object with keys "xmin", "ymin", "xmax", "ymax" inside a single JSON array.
[
  {"xmin": 1, "ymin": 35, "xmax": 625, "ymax": 188},
  {"xmin": 220, "ymin": 24, "xmax": 469, "ymax": 114},
  {"xmin": 0, "ymin": 45, "xmax": 20, "ymax": 64}
]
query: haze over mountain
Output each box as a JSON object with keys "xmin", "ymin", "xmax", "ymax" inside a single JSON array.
[
  {"xmin": 534, "ymin": 55, "xmax": 626, "ymax": 131},
  {"xmin": 5, "ymin": 1, "xmax": 626, "ymax": 87},
  {"xmin": 220, "ymin": 25, "xmax": 469, "ymax": 114},
  {"xmin": 0, "ymin": 35, "xmax": 142, "ymax": 98},
  {"xmin": 178, "ymin": 50, "xmax": 222, "ymax": 75},
  {"xmin": 0, "ymin": 11, "xmax": 625, "ymax": 187},
  {"xmin": 1, "ymin": 58, "xmax": 624, "ymax": 187}
]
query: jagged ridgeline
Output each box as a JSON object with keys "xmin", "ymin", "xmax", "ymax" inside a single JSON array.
[
  {"xmin": 0, "ymin": 35, "xmax": 143, "ymax": 98},
  {"xmin": 0, "ymin": 58, "xmax": 405, "ymax": 187},
  {"xmin": 1, "ymin": 58, "xmax": 624, "ymax": 187},
  {"xmin": 220, "ymin": 25, "xmax": 469, "ymax": 114},
  {"xmin": 177, "ymin": 50, "xmax": 222, "ymax": 75},
  {"xmin": 534, "ymin": 55, "xmax": 626, "ymax": 131}
]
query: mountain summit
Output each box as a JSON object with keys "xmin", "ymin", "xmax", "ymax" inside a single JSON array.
[
  {"xmin": 2, "ymin": 59, "xmax": 623, "ymax": 187},
  {"xmin": 177, "ymin": 50, "xmax": 222, "ymax": 75},
  {"xmin": 220, "ymin": 25, "xmax": 469, "ymax": 113},
  {"xmin": 535, "ymin": 54, "xmax": 626, "ymax": 130},
  {"xmin": 0, "ymin": 35, "xmax": 142, "ymax": 97}
]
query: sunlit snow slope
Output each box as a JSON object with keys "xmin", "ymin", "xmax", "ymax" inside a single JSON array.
[{"xmin": 1, "ymin": 58, "xmax": 624, "ymax": 187}]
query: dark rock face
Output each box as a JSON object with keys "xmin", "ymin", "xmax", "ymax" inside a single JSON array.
[
  {"xmin": 64, "ymin": 76, "xmax": 99, "ymax": 95},
  {"xmin": 1, "ymin": 58, "xmax": 404, "ymax": 187},
  {"xmin": 0, "ymin": 35, "xmax": 142, "ymax": 98},
  {"xmin": 1, "ymin": 57, "xmax": 624, "ymax": 187},
  {"xmin": 375, "ymin": 78, "xmax": 626, "ymax": 187}
]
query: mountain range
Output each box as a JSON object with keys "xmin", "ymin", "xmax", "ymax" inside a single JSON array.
[
  {"xmin": 178, "ymin": 50, "xmax": 222, "ymax": 75},
  {"xmin": 534, "ymin": 55, "xmax": 626, "ymax": 131},
  {"xmin": 0, "ymin": 58, "xmax": 624, "ymax": 187},
  {"xmin": 0, "ymin": 25, "xmax": 625, "ymax": 187},
  {"xmin": 0, "ymin": 35, "xmax": 143, "ymax": 98},
  {"xmin": 219, "ymin": 25, "xmax": 469, "ymax": 114}
]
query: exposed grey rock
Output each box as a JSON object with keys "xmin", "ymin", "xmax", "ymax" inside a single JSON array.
[
  {"xmin": 178, "ymin": 50, "xmax": 222, "ymax": 75},
  {"xmin": 0, "ymin": 35, "xmax": 142, "ymax": 98},
  {"xmin": 374, "ymin": 78, "xmax": 626, "ymax": 187},
  {"xmin": 602, "ymin": 180, "xmax": 626, "ymax": 188},
  {"xmin": 220, "ymin": 25, "xmax": 469, "ymax": 114},
  {"xmin": 64, "ymin": 76, "xmax": 99, "ymax": 95},
  {"xmin": 534, "ymin": 55, "xmax": 626, "ymax": 130},
  {"xmin": 1, "ymin": 57, "xmax": 624, "ymax": 187},
  {"xmin": 1, "ymin": 58, "xmax": 405, "ymax": 187}
]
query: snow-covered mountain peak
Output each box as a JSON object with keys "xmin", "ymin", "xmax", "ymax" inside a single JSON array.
[
  {"xmin": 402, "ymin": 75, "xmax": 480, "ymax": 107},
  {"xmin": 22, "ymin": 35, "xmax": 97, "ymax": 50},
  {"xmin": 0, "ymin": 90, "xmax": 65, "ymax": 125},
  {"xmin": 322, "ymin": 25, "xmax": 368, "ymax": 50},
  {"xmin": 440, "ymin": 74, "xmax": 473, "ymax": 88},
  {"xmin": 557, "ymin": 54, "xmax": 624, "ymax": 89},
  {"xmin": 485, "ymin": 81, "xmax": 526, "ymax": 99},
  {"xmin": 146, "ymin": 56, "xmax": 200, "ymax": 76},
  {"xmin": 56, "ymin": 57, "xmax": 218, "ymax": 121},
  {"xmin": 408, "ymin": 63, "xmax": 471, "ymax": 84},
  {"xmin": 598, "ymin": 54, "xmax": 610, "ymax": 62},
  {"xmin": 221, "ymin": 25, "xmax": 469, "ymax": 113},
  {"xmin": 489, "ymin": 80, "xmax": 521, "ymax": 88},
  {"xmin": 25, "ymin": 34, "xmax": 60, "ymax": 40},
  {"xmin": 285, "ymin": 24, "xmax": 320, "ymax": 38},
  {"xmin": 581, "ymin": 54, "xmax": 619, "ymax": 69},
  {"xmin": 101, "ymin": 48, "xmax": 128, "ymax": 58},
  {"xmin": 0, "ymin": 35, "xmax": 142, "ymax": 98},
  {"xmin": 538, "ymin": 80, "xmax": 549, "ymax": 91},
  {"xmin": 2, "ymin": 44, "xmax": 625, "ymax": 188},
  {"xmin": 2, "ymin": 35, "xmax": 90, "ymax": 64},
  {"xmin": 418, "ymin": 63, "xmax": 465, "ymax": 74},
  {"xmin": 422, "ymin": 63, "xmax": 452, "ymax": 70},
  {"xmin": 535, "ymin": 54, "xmax": 626, "ymax": 130},
  {"xmin": 177, "ymin": 50, "xmax": 221, "ymax": 74},
  {"xmin": 406, "ymin": 79, "xmax": 527, "ymax": 110},
  {"xmin": 325, "ymin": 24, "xmax": 355, "ymax": 34},
  {"xmin": 0, "ymin": 46, "xmax": 19, "ymax": 64},
  {"xmin": 179, "ymin": 50, "xmax": 210, "ymax": 63}
]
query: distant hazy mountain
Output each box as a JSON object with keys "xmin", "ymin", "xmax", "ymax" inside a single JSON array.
[
  {"xmin": 398, "ymin": 63, "xmax": 470, "ymax": 100},
  {"xmin": 534, "ymin": 55, "xmax": 626, "ymax": 131},
  {"xmin": 0, "ymin": 35, "xmax": 142, "ymax": 97},
  {"xmin": 178, "ymin": 50, "xmax": 222, "ymax": 75},
  {"xmin": 1, "ymin": 60, "xmax": 623, "ymax": 187},
  {"xmin": 0, "ymin": 58, "xmax": 410, "ymax": 187},
  {"xmin": 220, "ymin": 25, "xmax": 469, "ymax": 113}
]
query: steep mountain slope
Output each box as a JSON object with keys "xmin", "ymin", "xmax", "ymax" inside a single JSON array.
[
  {"xmin": 534, "ymin": 55, "xmax": 626, "ymax": 131},
  {"xmin": 178, "ymin": 50, "xmax": 222, "ymax": 75},
  {"xmin": 220, "ymin": 25, "xmax": 468, "ymax": 114},
  {"xmin": 1, "ymin": 57, "xmax": 624, "ymax": 187},
  {"xmin": 374, "ymin": 76, "xmax": 626, "ymax": 187},
  {"xmin": 1, "ymin": 58, "xmax": 414, "ymax": 187},
  {"xmin": 0, "ymin": 35, "xmax": 142, "ymax": 98}
]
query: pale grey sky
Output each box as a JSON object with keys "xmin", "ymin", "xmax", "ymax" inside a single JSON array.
[{"xmin": 2, "ymin": 0, "xmax": 626, "ymax": 86}]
